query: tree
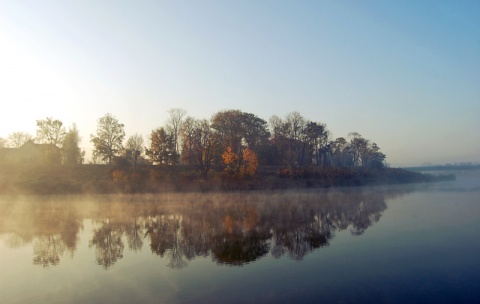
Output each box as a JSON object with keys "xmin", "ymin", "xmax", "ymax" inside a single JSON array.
[
  {"xmin": 62, "ymin": 124, "xmax": 83, "ymax": 165},
  {"xmin": 126, "ymin": 134, "xmax": 144, "ymax": 167},
  {"xmin": 240, "ymin": 147, "xmax": 258, "ymax": 177},
  {"xmin": 222, "ymin": 146, "xmax": 240, "ymax": 175},
  {"xmin": 222, "ymin": 146, "xmax": 259, "ymax": 178},
  {"xmin": 0, "ymin": 137, "xmax": 6, "ymax": 148},
  {"xmin": 179, "ymin": 116, "xmax": 196, "ymax": 165},
  {"xmin": 36, "ymin": 117, "xmax": 66, "ymax": 147},
  {"xmin": 165, "ymin": 108, "xmax": 187, "ymax": 156},
  {"xmin": 211, "ymin": 110, "xmax": 245, "ymax": 155},
  {"xmin": 147, "ymin": 128, "xmax": 177, "ymax": 165},
  {"xmin": 285, "ymin": 111, "xmax": 305, "ymax": 141},
  {"xmin": 241, "ymin": 112, "xmax": 270, "ymax": 151},
  {"xmin": 302, "ymin": 121, "xmax": 329, "ymax": 167},
  {"xmin": 331, "ymin": 137, "xmax": 351, "ymax": 167},
  {"xmin": 182, "ymin": 119, "xmax": 219, "ymax": 178},
  {"xmin": 8, "ymin": 132, "xmax": 34, "ymax": 148},
  {"xmin": 366, "ymin": 143, "xmax": 386, "ymax": 168},
  {"xmin": 90, "ymin": 113, "xmax": 125, "ymax": 165}
]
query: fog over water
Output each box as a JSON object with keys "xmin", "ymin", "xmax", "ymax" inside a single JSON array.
[{"xmin": 1, "ymin": 170, "xmax": 479, "ymax": 303}]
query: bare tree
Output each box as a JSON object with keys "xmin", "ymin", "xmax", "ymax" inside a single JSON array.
[
  {"xmin": 8, "ymin": 132, "xmax": 34, "ymax": 148},
  {"xmin": 165, "ymin": 108, "xmax": 187, "ymax": 157},
  {"xmin": 126, "ymin": 134, "xmax": 144, "ymax": 167},
  {"xmin": 36, "ymin": 117, "xmax": 66, "ymax": 147},
  {"xmin": 179, "ymin": 116, "xmax": 196, "ymax": 165}
]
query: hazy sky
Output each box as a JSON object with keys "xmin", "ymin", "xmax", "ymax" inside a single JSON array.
[{"xmin": 0, "ymin": 0, "xmax": 479, "ymax": 166}]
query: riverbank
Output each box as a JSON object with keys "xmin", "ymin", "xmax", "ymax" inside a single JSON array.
[{"xmin": 0, "ymin": 164, "xmax": 455, "ymax": 195}]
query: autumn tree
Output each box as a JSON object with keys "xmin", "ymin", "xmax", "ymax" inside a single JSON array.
[
  {"xmin": 62, "ymin": 124, "xmax": 83, "ymax": 165},
  {"xmin": 126, "ymin": 134, "xmax": 144, "ymax": 167},
  {"xmin": 240, "ymin": 147, "xmax": 258, "ymax": 177},
  {"xmin": 36, "ymin": 117, "xmax": 66, "ymax": 147},
  {"xmin": 222, "ymin": 146, "xmax": 258, "ymax": 178},
  {"xmin": 8, "ymin": 132, "xmax": 34, "ymax": 148},
  {"xmin": 147, "ymin": 128, "xmax": 177, "ymax": 165},
  {"xmin": 222, "ymin": 146, "xmax": 240, "ymax": 175},
  {"xmin": 90, "ymin": 113, "xmax": 125, "ymax": 165}
]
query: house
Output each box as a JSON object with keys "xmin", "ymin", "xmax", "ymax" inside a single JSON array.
[
  {"xmin": 121, "ymin": 149, "xmax": 149, "ymax": 166},
  {"xmin": 0, "ymin": 140, "xmax": 61, "ymax": 165}
]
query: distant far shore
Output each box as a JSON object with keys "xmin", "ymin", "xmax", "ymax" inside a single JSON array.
[
  {"xmin": 0, "ymin": 164, "xmax": 455, "ymax": 195},
  {"xmin": 403, "ymin": 164, "xmax": 480, "ymax": 172}
]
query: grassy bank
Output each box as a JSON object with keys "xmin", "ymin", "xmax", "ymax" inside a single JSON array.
[{"xmin": 0, "ymin": 164, "xmax": 455, "ymax": 195}]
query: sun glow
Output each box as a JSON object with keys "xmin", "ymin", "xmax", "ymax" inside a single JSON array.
[{"xmin": 0, "ymin": 28, "xmax": 75, "ymax": 136}]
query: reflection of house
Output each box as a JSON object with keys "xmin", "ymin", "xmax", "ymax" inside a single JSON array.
[{"xmin": 0, "ymin": 140, "xmax": 61, "ymax": 165}]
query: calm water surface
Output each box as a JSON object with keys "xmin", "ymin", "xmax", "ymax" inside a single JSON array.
[{"xmin": 1, "ymin": 171, "xmax": 479, "ymax": 303}]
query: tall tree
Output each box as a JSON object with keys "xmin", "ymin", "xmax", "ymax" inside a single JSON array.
[
  {"xmin": 211, "ymin": 110, "xmax": 245, "ymax": 155},
  {"xmin": 8, "ymin": 132, "xmax": 34, "ymax": 148},
  {"xmin": 62, "ymin": 124, "xmax": 82, "ymax": 165},
  {"xmin": 165, "ymin": 108, "xmax": 187, "ymax": 156},
  {"xmin": 90, "ymin": 113, "xmax": 125, "ymax": 165},
  {"xmin": 126, "ymin": 134, "xmax": 144, "ymax": 167},
  {"xmin": 302, "ymin": 121, "xmax": 329, "ymax": 167},
  {"xmin": 36, "ymin": 117, "xmax": 66, "ymax": 147}
]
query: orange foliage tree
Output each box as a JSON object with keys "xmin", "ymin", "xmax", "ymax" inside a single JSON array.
[
  {"xmin": 240, "ymin": 147, "xmax": 258, "ymax": 177},
  {"xmin": 222, "ymin": 146, "xmax": 240, "ymax": 175},
  {"xmin": 222, "ymin": 146, "xmax": 258, "ymax": 178}
]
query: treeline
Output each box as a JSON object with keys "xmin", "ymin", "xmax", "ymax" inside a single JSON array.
[
  {"xmin": 90, "ymin": 109, "xmax": 387, "ymax": 178},
  {"xmin": 1, "ymin": 109, "xmax": 387, "ymax": 178},
  {"xmin": 0, "ymin": 108, "xmax": 385, "ymax": 177}
]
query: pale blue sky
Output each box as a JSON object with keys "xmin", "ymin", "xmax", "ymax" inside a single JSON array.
[{"xmin": 0, "ymin": 0, "xmax": 479, "ymax": 166}]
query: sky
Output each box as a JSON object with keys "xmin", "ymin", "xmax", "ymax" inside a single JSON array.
[{"xmin": 0, "ymin": 0, "xmax": 479, "ymax": 167}]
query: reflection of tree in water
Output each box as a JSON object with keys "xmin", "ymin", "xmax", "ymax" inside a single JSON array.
[
  {"xmin": 266, "ymin": 190, "xmax": 387, "ymax": 260},
  {"xmin": 125, "ymin": 217, "xmax": 143, "ymax": 252},
  {"xmin": 123, "ymin": 190, "xmax": 388, "ymax": 266},
  {"xmin": 89, "ymin": 220, "xmax": 124, "ymax": 270},
  {"xmin": 33, "ymin": 234, "xmax": 66, "ymax": 267},
  {"xmin": 0, "ymin": 188, "xmax": 397, "ymax": 270},
  {"xmin": 145, "ymin": 214, "xmax": 187, "ymax": 269},
  {"xmin": 0, "ymin": 197, "xmax": 82, "ymax": 267},
  {"xmin": 269, "ymin": 205, "xmax": 333, "ymax": 260},
  {"xmin": 211, "ymin": 232, "xmax": 270, "ymax": 266}
]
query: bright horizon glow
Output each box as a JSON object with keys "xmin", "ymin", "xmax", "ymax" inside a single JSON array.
[{"xmin": 0, "ymin": 0, "xmax": 479, "ymax": 167}]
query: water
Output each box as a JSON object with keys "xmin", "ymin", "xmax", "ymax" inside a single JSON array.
[{"xmin": 1, "ymin": 171, "xmax": 479, "ymax": 303}]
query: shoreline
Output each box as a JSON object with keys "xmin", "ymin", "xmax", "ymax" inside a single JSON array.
[{"xmin": 0, "ymin": 164, "xmax": 455, "ymax": 195}]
